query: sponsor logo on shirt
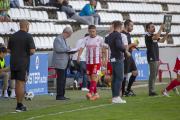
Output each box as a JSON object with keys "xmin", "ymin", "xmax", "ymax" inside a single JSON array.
[
  {"xmin": 97, "ymin": 39, "xmax": 99, "ymax": 42},
  {"xmin": 36, "ymin": 56, "xmax": 39, "ymax": 70},
  {"xmin": 87, "ymin": 45, "xmax": 97, "ymax": 49}
]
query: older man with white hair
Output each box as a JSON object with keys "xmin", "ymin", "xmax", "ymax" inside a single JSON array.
[{"xmin": 51, "ymin": 27, "xmax": 73, "ymax": 100}]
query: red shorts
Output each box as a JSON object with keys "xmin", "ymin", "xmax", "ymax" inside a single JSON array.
[
  {"xmin": 107, "ymin": 62, "xmax": 112, "ymax": 75},
  {"xmin": 86, "ymin": 63, "xmax": 101, "ymax": 75},
  {"xmin": 173, "ymin": 56, "xmax": 180, "ymax": 75}
]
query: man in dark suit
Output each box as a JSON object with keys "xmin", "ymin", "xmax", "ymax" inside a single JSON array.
[{"xmin": 51, "ymin": 27, "xmax": 73, "ymax": 100}]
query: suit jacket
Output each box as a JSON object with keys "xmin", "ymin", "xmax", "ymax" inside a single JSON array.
[{"xmin": 51, "ymin": 34, "xmax": 70, "ymax": 69}]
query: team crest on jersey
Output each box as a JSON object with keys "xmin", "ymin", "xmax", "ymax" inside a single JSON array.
[
  {"xmin": 108, "ymin": 70, "xmax": 111, "ymax": 73},
  {"xmin": 87, "ymin": 71, "xmax": 89, "ymax": 74},
  {"xmin": 94, "ymin": 65, "xmax": 97, "ymax": 68},
  {"xmin": 97, "ymin": 39, "xmax": 99, "ymax": 42},
  {"xmin": 86, "ymin": 39, "xmax": 88, "ymax": 41}
]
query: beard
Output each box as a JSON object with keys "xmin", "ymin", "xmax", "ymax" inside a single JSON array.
[{"xmin": 128, "ymin": 28, "xmax": 133, "ymax": 32}]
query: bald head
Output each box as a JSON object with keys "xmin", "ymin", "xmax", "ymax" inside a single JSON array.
[{"xmin": 20, "ymin": 19, "xmax": 29, "ymax": 29}]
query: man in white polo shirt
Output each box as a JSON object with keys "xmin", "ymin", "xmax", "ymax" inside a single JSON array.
[{"xmin": 72, "ymin": 33, "xmax": 90, "ymax": 91}]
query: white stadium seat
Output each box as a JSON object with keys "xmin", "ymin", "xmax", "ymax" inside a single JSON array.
[
  {"xmin": 0, "ymin": 37, "xmax": 5, "ymax": 44},
  {"xmin": 3, "ymin": 22, "xmax": 11, "ymax": 34},
  {"xmin": 107, "ymin": 2, "xmax": 163, "ymax": 12}
]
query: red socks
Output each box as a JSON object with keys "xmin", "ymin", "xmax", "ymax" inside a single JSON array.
[
  {"xmin": 94, "ymin": 86, "xmax": 97, "ymax": 94},
  {"xmin": 166, "ymin": 79, "xmax": 180, "ymax": 91},
  {"xmin": 89, "ymin": 81, "xmax": 97, "ymax": 94}
]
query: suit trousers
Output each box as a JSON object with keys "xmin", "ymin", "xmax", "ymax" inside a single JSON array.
[
  {"xmin": 56, "ymin": 68, "xmax": 67, "ymax": 99},
  {"xmin": 148, "ymin": 61, "xmax": 159, "ymax": 93}
]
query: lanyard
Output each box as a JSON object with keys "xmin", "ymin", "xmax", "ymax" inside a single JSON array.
[{"xmin": 90, "ymin": 4, "xmax": 94, "ymax": 12}]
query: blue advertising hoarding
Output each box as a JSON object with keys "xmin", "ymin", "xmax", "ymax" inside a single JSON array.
[
  {"xmin": 26, "ymin": 54, "xmax": 48, "ymax": 95},
  {"xmin": 3, "ymin": 54, "xmax": 48, "ymax": 95},
  {"xmin": 132, "ymin": 50, "xmax": 149, "ymax": 81}
]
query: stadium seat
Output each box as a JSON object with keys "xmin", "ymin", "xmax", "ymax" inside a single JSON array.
[
  {"xmin": 172, "ymin": 37, "xmax": 180, "ymax": 46},
  {"xmin": 48, "ymin": 37, "xmax": 54, "ymax": 49},
  {"xmin": 31, "ymin": 23, "xmax": 38, "ymax": 34},
  {"xmin": 29, "ymin": 23, "xmax": 34, "ymax": 34},
  {"xmin": 38, "ymin": 37, "xmax": 46, "ymax": 49},
  {"xmin": 44, "ymin": 23, "xmax": 51, "ymax": 34},
  {"xmin": 19, "ymin": 9, "xmax": 27, "ymax": 19},
  {"xmin": 49, "ymin": 23, "xmax": 56, "ymax": 34},
  {"xmin": 2, "ymin": 22, "xmax": 11, "ymax": 34},
  {"xmin": 44, "ymin": 37, "xmax": 51, "ymax": 49},
  {"xmin": 158, "ymin": 59, "xmax": 172, "ymax": 82},
  {"xmin": 7, "ymin": 22, "xmax": 15, "ymax": 34},
  {"xmin": 0, "ymin": 23, "xmax": 5, "ymax": 34},
  {"xmin": 96, "ymin": 2, "xmax": 102, "ymax": 10},
  {"xmin": 24, "ymin": 9, "xmax": 31, "ymax": 20},
  {"xmin": 9, "ymin": 8, "xmax": 19, "ymax": 20},
  {"xmin": 0, "ymin": 37, "xmax": 5, "ymax": 44},
  {"xmin": 36, "ymin": 22, "xmax": 43, "ymax": 34},
  {"xmin": 107, "ymin": 2, "xmax": 163, "ymax": 12},
  {"xmin": 57, "ymin": 12, "xmax": 68, "ymax": 22},
  {"xmin": 13, "ymin": 22, "xmax": 19, "ymax": 32}
]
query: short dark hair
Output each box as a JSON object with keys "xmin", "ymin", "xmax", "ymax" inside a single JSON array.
[
  {"xmin": 114, "ymin": 21, "xmax": 122, "ymax": 29},
  {"xmin": 112, "ymin": 20, "xmax": 117, "ymax": 25},
  {"xmin": 0, "ymin": 46, "xmax": 7, "ymax": 53},
  {"xmin": 124, "ymin": 20, "xmax": 133, "ymax": 28},
  {"xmin": 84, "ymin": 33, "xmax": 90, "ymax": 37},
  {"xmin": 88, "ymin": 25, "xmax": 96, "ymax": 30},
  {"xmin": 62, "ymin": 0, "xmax": 68, "ymax": 6},
  {"xmin": 146, "ymin": 22, "xmax": 153, "ymax": 32}
]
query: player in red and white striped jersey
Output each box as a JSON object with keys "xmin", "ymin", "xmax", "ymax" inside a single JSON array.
[
  {"xmin": 77, "ymin": 25, "xmax": 107, "ymax": 100},
  {"xmin": 162, "ymin": 55, "xmax": 180, "ymax": 97}
]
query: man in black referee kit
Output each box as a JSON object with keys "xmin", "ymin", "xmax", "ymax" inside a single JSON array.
[
  {"xmin": 7, "ymin": 20, "xmax": 35, "ymax": 111},
  {"xmin": 145, "ymin": 22, "xmax": 169, "ymax": 96},
  {"xmin": 121, "ymin": 20, "xmax": 139, "ymax": 97}
]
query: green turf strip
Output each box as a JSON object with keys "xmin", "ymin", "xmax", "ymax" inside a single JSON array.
[{"xmin": 0, "ymin": 79, "xmax": 179, "ymax": 120}]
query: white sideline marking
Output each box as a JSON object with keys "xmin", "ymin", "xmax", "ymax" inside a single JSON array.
[{"xmin": 25, "ymin": 95, "xmax": 164, "ymax": 120}]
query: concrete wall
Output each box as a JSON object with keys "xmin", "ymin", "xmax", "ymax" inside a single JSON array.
[{"xmin": 159, "ymin": 47, "xmax": 180, "ymax": 78}]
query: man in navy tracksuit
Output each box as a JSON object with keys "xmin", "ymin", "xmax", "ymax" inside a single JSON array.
[{"xmin": 105, "ymin": 21, "xmax": 131, "ymax": 103}]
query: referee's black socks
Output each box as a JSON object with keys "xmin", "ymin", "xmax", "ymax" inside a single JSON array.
[
  {"xmin": 122, "ymin": 77, "xmax": 126, "ymax": 94},
  {"xmin": 127, "ymin": 75, "xmax": 136, "ymax": 91}
]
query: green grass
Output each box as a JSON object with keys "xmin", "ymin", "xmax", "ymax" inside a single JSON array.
[{"xmin": 0, "ymin": 78, "xmax": 180, "ymax": 120}]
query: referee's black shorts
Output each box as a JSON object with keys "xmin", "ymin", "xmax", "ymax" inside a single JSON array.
[
  {"xmin": 124, "ymin": 56, "xmax": 137, "ymax": 74},
  {"xmin": 11, "ymin": 70, "xmax": 29, "ymax": 81}
]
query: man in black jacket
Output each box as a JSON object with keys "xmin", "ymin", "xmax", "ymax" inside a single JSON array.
[{"xmin": 105, "ymin": 21, "xmax": 131, "ymax": 103}]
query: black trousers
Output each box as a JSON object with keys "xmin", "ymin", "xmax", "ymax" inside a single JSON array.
[{"xmin": 56, "ymin": 68, "xmax": 67, "ymax": 99}]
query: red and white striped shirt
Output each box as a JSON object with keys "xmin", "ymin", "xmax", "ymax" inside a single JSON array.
[{"xmin": 81, "ymin": 35, "xmax": 105, "ymax": 64}]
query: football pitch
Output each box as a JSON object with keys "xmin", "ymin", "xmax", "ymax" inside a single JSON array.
[{"xmin": 0, "ymin": 78, "xmax": 179, "ymax": 120}]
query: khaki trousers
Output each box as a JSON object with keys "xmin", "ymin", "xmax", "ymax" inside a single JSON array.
[{"xmin": 0, "ymin": 72, "xmax": 15, "ymax": 90}]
